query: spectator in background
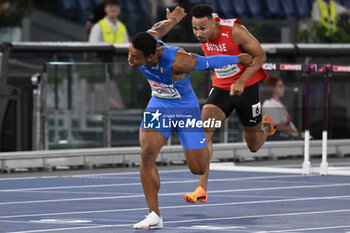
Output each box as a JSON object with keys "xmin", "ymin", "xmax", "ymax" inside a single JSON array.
[
  {"xmin": 311, "ymin": 0, "xmax": 350, "ymax": 42},
  {"xmin": 262, "ymin": 76, "xmax": 304, "ymax": 141},
  {"xmin": 85, "ymin": 0, "xmax": 106, "ymax": 33},
  {"xmin": 88, "ymin": 0, "xmax": 129, "ymax": 43}
]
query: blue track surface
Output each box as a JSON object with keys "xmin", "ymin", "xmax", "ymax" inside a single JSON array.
[{"xmin": 1, "ymin": 168, "xmax": 350, "ymax": 232}]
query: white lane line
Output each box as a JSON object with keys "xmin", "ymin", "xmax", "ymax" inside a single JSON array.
[
  {"xmin": 1, "ymin": 217, "xmax": 134, "ymax": 224},
  {"xmin": 0, "ymin": 174, "xmax": 298, "ymax": 192},
  {"xmin": 11, "ymin": 190, "xmax": 135, "ymax": 195},
  {"xmin": 0, "ymin": 169, "xmax": 190, "ymax": 181},
  {"xmin": 29, "ymin": 219, "xmax": 92, "ymax": 224},
  {"xmin": 209, "ymin": 194, "xmax": 298, "ymax": 199},
  {"xmin": 6, "ymin": 223, "xmax": 130, "ymax": 233},
  {"xmin": 169, "ymin": 209, "xmax": 350, "ymax": 223},
  {"xmin": 264, "ymin": 224, "xmax": 350, "ymax": 232},
  {"xmin": 171, "ymin": 226, "xmax": 249, "ymax": 232},
  {"xmin": 0, "ymin": 219, "xmax": 95, "ymax": 225},
  {"xmin": 1, "ymin": 195, "xmax": 350, "ymax": 219},
  {"xmin": 6, "ymin": 209, "xmax": 350, "ymax": 233},
  {"xmin": 180, "ymin": 225, "xmax": 247, "ymax": 231},
  {"xmin": 1, "ymin": 182, "xmax": 350, "ymax": 205},
  {"xmin": 165, "ymin": 209, "xmax": 350, "ymax": 224}
]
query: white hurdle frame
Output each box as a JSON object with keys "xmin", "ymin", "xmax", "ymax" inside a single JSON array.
[{"xmin": 261, "ymin": 63, "xmax": 350, "ymax": 176}]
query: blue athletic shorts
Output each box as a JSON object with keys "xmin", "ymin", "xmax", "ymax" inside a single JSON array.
[{"xmin": 141, "ymin": 97, "xmax": 207, "ymax": 150}]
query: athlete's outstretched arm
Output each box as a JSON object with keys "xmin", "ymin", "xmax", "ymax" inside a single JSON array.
[
  {"xmin": 172, "ymin": 50, "xmax": 253, "ymax": 74},
  {"xmin": 147, "ymin": 6, "xmax": 187, "ymax": 39}
]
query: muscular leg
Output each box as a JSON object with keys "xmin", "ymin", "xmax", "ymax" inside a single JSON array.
[
  {"xmin": 240, "ymin": 82, "xmax": 273, "ymax": 153},
  {"xmin": 184, "ymin": 146, "xmax": 209, "ymax": 176},
  {"xmin": 139, "ymin": 128, "xmax": 167, "ymax": 216},
  {"xmin": 198, "ymin": 104, "xmax": 226, "ymax": 191},
  {"xmin": 243, "ymin": 121, "xmax": 269, "ymax": 153}
]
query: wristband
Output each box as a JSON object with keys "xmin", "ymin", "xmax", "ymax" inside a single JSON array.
[{"xmin": 169, "ymin": 16, "xmax": 179, "ymax": 23}]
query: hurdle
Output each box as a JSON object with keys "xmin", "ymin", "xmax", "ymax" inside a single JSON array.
[
  {"xmin": 261, "ymin": 62, "xmax": 350, "ymax": 176},
  {"xmin": 318, "ymin": 64, "xmax": 350, "ymax": 176}
]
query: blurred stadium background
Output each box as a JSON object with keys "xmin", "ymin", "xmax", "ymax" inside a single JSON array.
[{"xmin": 0, "ymin": 0, "xmax": 350, "ymax": 174}]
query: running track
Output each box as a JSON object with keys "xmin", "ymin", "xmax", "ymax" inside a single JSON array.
[{"xmin": 1, "ymin": 165, "xmax": 350, "ymax": 233}]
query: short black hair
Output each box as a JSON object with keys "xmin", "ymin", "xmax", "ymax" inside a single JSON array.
[
  {"xmin": 104, "ymin": 0, "xmax": 120, "ymax": 6},
  {"xmin": 131, "ymin": 32, "xmax": 157, "ymax": 58},
  {"xmin": 191, "ymin": 4, "xmax": 213, "ymax": 19}
]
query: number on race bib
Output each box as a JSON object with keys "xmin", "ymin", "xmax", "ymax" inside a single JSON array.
[{"xmin": 252, "ymin": 102, "xmax": 261, "ymax": 118}]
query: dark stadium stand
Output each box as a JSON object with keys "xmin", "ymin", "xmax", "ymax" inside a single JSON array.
[
  {"xmin": 307, "ymin": 0, "xmax": 315, "ymax": 7},
  {"xmin": 293, "ymin": 0, "xmax": 312, "ymax": 17},
  {"xmin": 187, "ymin": 0, "xmax": 210, "ymax": 3},
  {"xmin": 76, "ymin": 0, "xmax": 95, "ymax": 24},
  {"xmin": 230, "ymin": 0, "xmax": 250, "ymax": 18},
  {"xmin": 56, "ymin": 0, "xmax": 79, "ymax": 21},
  {"xmin": 76, "ymin": 0, "xmax": 94, "ymax": 12},
  {"xmin": 123, "ymin": 0, "xmax": 151, "ymax": 35},
  {"xmin": 262, "ymin": 0, "xmax": 283, "ymax": 19},
  {"xmin": 34, "ymin": 0, "xmax": 350, "ymax": 43},
  {"xmin": 48, "ymin": 0, "xmax": 321, "ymax": 37},
  {"xmin": 52, "ymin": 0, "xmax": 152, "ymax": 35},
  {"xmin": 214, "ymin": 0, "xmax": 235, "ymax": 19},
  {"xmin": 280, "ymin": 0, "xmax": 296, "ymax": 20},
  {"xmin": 92, "ymin": 0, "xmax": 101, "ymax": 5},
  {"xmin": 50, "ymin": 0, "xmax": 326, "ymax": 24},
  {"xmin": 245, "ymin": 0, "xmax": 265, "ymax": 19},
  {"xmin": 207, "ymin": 0, "xmax": 220, "ymax": 17},
  {"xmin": 342, "ymin": 0, "xmax": 350, "ymax": 7}
]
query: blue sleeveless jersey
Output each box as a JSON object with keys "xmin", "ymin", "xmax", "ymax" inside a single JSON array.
[
  {"xmin": 139, "ymin": 39, "xmax": 206, "ymax": 150},
  {"xmin": 139, "ymin": 39, "xmax": 198, "ymax": 106}
]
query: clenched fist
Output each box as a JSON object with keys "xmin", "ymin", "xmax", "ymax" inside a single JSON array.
[
  {"xmin": 238, "ymin": 53, "xmax": 253, "ymax": 67},
  {"xmin": 230, "ymin": 79, "xmax": 246, "ymax": 96}
]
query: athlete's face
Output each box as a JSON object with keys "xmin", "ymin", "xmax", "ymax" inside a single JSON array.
[
  {"xmin": 192, "ymin": 16, "xmax": 216, "ymax": 43},
  {"xmin": 128, "ymin": 44, "xmax": 147, "ymax": 67}
]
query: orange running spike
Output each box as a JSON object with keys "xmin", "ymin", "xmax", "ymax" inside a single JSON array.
[
  {"xmin": 184, "ymin": 186, "xmax": 207, "ymax": 203},
  {"xmin": 262, "ymin": 114, "xmax": 277, "ymax": 136}
]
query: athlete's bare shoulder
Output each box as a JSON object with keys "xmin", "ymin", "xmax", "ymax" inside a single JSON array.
[
  {"xmin": 231, "ymin": 21, "xmax": 265, "ymax": 60},
  {"xmin": 172, "ymin": 49, "xmax": 196, "ymax": 74},
  {"xmin": 231, "ymin": 22, "xmax": 249, "ymax": 37},
  {"xmin": 231, "ymin": 23, "xmax": 255, "ymax": 47}
]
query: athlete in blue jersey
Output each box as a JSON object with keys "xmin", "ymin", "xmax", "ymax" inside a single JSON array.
[{"xmin": 129, "ymin": 6, "xmax": 253, "ymax": 229}]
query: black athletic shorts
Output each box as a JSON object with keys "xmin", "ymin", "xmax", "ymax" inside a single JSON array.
[{"xmin": 204, "ymin": 82, "xmax": 262, "ymax": 127}]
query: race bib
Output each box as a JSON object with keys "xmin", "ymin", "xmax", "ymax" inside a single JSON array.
[
  {"xmin": 252, "ymin": 102, "xmax": 261, "ymax": 118},
  {"xmin": 214, "ymin": 64, "xmax": 241, "ymax": 78},
  {"xmin": 148, "ymin": 80, "xmax": 182, "ymax": 99}
]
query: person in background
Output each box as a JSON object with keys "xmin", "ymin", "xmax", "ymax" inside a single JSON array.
[
  {"xmin": 262, "ymin": 76, "xmax": 304, "ymax": 141},
  {"xmin": 85, "ymin": 0, "xmax": 106, "ymax": 33},
  {"xmin": 311, "ymin": 0, "xmax": 350, "ymax": 42},
  {"xmin": 88, "ymin": 0, "xmax": 129, "ymax": 43}
]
